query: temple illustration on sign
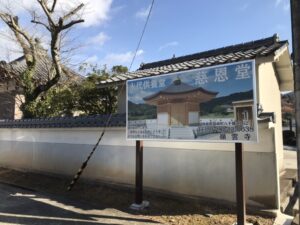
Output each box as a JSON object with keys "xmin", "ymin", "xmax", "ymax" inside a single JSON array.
[
  {"xmin": 127, "ymin": 60, "xmax": 257, "ymax": 142},
  {"xmin": 143, "ymin": 78, "xmax": 218, "ymax": 126}
]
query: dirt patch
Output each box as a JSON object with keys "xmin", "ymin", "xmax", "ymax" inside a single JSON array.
[{"xmin": 0, "ymin": 167, "xmax": 274, "ymax": 225}]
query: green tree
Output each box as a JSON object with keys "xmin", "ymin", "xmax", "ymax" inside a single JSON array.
[
  {"xmin": 112, "ymin": 65, "xmax": 128, "ymax": 74},
  {"xmin": 212, "ymin": 105, "xmax": 228, "ymax": 115},
  {"xmin": 31, "ymin": 87, "xmax": 77, "ymax": 118},
  {"xmin": 76, "ymin": 65, "xmax": 125, "ymax": 115},
  {"xmin": 31, "ymin": 65, "xmax": 126, "ymax": 118}
]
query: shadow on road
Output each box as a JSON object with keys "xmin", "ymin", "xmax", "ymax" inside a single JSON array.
[
  {"xmin": 0, "ymin": 167, "xmax": 275, "ymax": 225},
  {"xmin": 0, "ymin": 181, "xmax": 159, "ymax": 225}
]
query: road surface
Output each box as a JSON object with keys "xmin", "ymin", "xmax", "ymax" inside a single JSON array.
[{"xmin": 0, "ymin": 182, "xmax": 159, "ymax": 225}]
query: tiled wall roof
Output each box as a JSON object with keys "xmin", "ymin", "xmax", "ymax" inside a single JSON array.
[{"xmin": 0, "ymin": 114, "xmax": 126, "ymax": 128}]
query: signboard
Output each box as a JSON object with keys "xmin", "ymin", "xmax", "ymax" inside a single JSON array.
[{"xmin": 126, "ymin": 60, "xmax": 258, "ymax": 142}]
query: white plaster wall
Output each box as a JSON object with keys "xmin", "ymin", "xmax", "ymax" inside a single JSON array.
[
  {"xmin": 14, "ymin": 95, "xmax": 24, "ymax": 119},
  {"xmin": 0, "ymin": 123, "xmax": 279, "ymax": 209},
  {"xmin": 188, "ymin": 112, "xmax": 198, "ymax": 124},
  {"xmin": 257, "ymin": 62, "xmax": 284, "ymax": 172},
  {"xmin": 157, "ymin": 113, "xmax": 168, "ymax": 126},
  {"xmin": 117, "ymin": 85, "xmax": 126, "ymax": 113}
]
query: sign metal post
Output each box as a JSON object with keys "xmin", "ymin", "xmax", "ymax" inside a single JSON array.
[
  {"xmin": 235, "ymin": 142, "xmax": 246, "ymax": 225},
  {"xmin": 130, "ymin": 140, "xmax": 149, "ymax": 210},
  {"xmin": 135, "ymin": 140, "xmax": 143, "ymax": 204}
]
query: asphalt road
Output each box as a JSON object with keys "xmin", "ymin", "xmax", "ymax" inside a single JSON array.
[{"xmin": 0, "ymin": 182, "xmax": 159, "ymax": 225}]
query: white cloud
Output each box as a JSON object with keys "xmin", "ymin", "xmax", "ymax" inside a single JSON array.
[
  {"xmin": 0, "ymin": 0, "xmax": 36, "ymax": 13},
  {"xmin": 0, "ymin": 26, "xmax": 23, "ymax": 61},
  {"xmin": 275, "ymin": 0, "xmax": 290, "ymax": 11},
  {"xmin": 128, "ymin": 88, "xmax": 152, "ymax": 104},
  {"xmin": 135, "ymin": 5, "xmax": 151, "ymax": 20},
  {"xmin": 0, "ymin": 0, "xmax": 113, "ymax": 27},
  {"xmin": 85, "ymin": 55, "xmax": 99, "ymax": 64},
  {"xmin": 275, "ymin": 0, "xmax": 282, "ymax": 6},
  {"xmin": 88, "ymin": 32, "xmax": 110, "ymax": 46},
  {"xmin": 136, "ymin": 49, "xmax": 144, "ymax": 56},
  {"xmin": 159, "ymin": 41, "xmax": 179, "ymax": 51},
  {"xmin": 17, "ymin": 0, "xmax": 36, "ymax": 11},
  {"xmin": 101, "ymin": 49, "xmax": 144, "ymax": 66},
  {"xmin": 80, "ymin": 0, "xmax": 113, "ymax": 27},
  {"xmin": 283, "ymin": 3, "xmax": 290, "ymax": 11},
  {"xmin": 83, "ymin": 49, "xmax": 144, "ymax": 68},
  {"xmin": 104, "ymin": 52, "xmax": 133, "ymax": 64}
]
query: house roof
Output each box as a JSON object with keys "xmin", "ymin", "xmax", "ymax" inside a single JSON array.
[
  {"xmin": 99, "ymin": 34, "xmax": 290, "ymax": 87},
  {"xmin": 0, "ymin": 47, "xmax": 83, "ymax": 85},
  {"xmin": 143, "ymin": 78, "xmax": 218, "ymax": 101}
]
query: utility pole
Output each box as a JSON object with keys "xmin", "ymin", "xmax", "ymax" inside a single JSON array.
[{"xmin": 290, "ymin": 0, "xmax": 300, "ymax": 222}]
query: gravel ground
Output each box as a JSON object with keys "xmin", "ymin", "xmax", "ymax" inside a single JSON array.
[{"xmin": 0, "ymin": 167, "xmax": 274, "ymax": 225}]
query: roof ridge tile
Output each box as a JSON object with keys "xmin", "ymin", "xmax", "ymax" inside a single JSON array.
[
  {"xmin": 97, "ymin": 35, "xmax": 289, "ymax": 87},
  {"xmin": 139, "ymin": 34, "xmax": 281, "ymax": 70}
]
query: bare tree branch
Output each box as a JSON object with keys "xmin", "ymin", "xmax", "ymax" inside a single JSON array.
[
  {"xmin": 49, "ymin": 0, "xmax": 57, "ymax": 13},
  {"xmin": 36, "ymin": 0, "xmax": 55, "ymax": 26},
  {"xmin": 62, "ymin": 19, "xmax": 84, "ymax": 30},
  {"xmin": 62, "ymin": 3, "xmax": 84, "ymax": 20},
  {"xmin": 30, "ymin": 0, "xmax": 84, "ymax": 99},
  {"xmin": 31, "ymin": 11, "xmax": 50, "ymax": 31},
  {"xmin": 31, "ymin": 19, "xmax": 50, "ymax": 31},
  {"xmin": 0, "ymin": 13, "xmax": 36, "ymax": 67}
]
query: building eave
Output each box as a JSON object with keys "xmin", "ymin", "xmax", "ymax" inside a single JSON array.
[{"xmin": 274, "ymin": 45, "xmax": 294, "ymax": 92}]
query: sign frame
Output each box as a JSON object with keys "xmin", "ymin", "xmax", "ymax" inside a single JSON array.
[{"xmin": 126, "ymin": 60, "xmax": 258, "ymax": 143}]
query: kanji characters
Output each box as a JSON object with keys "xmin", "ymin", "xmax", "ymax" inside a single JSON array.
[
  {"xmin": 195, "ymin": 70, "xmax": 209, "ymax": 85},
  {"xmin": 232, "ymin": 133, "xmax": 238, "ymax": 140},
  {"xmin": 244, "ymin": 133, "xmax": 251, "ymax": 140},
  {"xmin": 151, "ymin": 79, "xmax": 158, "ymax": 89},
  {"xmin": 143, "ymin": 80, "xmax": 150, "ymax": 89},
  {"xmin": 220, "ymin": 133, "xmax": 226, "ymax": 140},
  {"xmin": 158, "ymin": 79, "xmax": 166, "ymax": 88},
  {"xmin": 214, "ymin": 67, "xmax": 228, "ymax": 82},
  {"xmin": 235, "ymin": 63, "xmax": 251, "ymax": 80}
]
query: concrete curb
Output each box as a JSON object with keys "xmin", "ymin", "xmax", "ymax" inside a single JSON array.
[{"xmin": 273, "ymin": 213, "xmax": 293, "ymax": 225}]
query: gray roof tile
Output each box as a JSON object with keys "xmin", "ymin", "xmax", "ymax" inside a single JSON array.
[
  {"xmin": 0, "ymin": 114, "xmax": 126, "ymax": 128},
  {"xmin": 0, "ymin": 48, "xmax": 83, "ymax": 84}
]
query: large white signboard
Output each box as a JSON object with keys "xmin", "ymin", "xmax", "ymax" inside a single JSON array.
[{"xmin": 126, "ymin": 60, "xmax": 258, "ymax": 142}]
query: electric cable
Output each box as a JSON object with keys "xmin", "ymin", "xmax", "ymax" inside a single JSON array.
[
  {"xmin": 67, "ymin": 0, "xmax": 155, "ymax": 191},
  {"xmin": 129, "ymin": 0, "xmax": 155, "ymax": 71}
]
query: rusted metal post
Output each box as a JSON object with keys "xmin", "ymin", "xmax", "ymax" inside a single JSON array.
[
  {"xmin": 235, "ymin": 142, "xmax": 246, "ymax": 225},
  {"xmin": 135, "ymin": 140, "xmax": 143, "ymax": 204}
]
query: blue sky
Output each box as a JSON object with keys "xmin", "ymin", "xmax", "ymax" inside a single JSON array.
[{"xmin": 0, "ymin": 0, "xmax": 292, "ymax": 74}]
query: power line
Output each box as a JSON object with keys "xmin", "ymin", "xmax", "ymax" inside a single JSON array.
[
  {"xmin": 129, "ymin": 0, "xmax": 155, "ymax": 71},
  {"xmin": 67, "ymin": 0, "xmax": 155, "ymax": 191}
]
